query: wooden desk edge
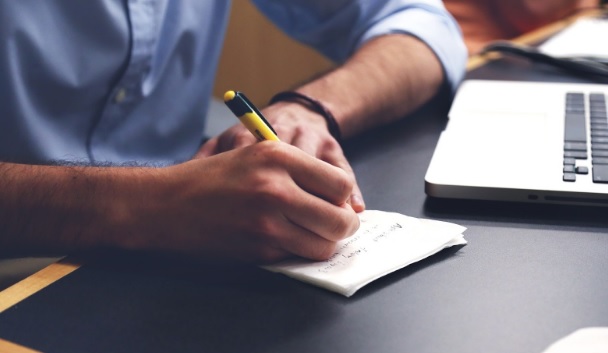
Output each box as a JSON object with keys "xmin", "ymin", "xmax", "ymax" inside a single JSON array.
[
  {"xmin": 0, "ymin": 338, "xmax": 42, "ymax": 353},
  {"xmin": 0, "ymin": 260, "xmax": 80, "ymax": 313}
]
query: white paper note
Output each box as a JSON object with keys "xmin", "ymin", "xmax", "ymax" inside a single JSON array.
[
  {"xmin": 541, "ymin": 327, "xmax": 608, "ymax": 353},
  {"xmin": 539, "ymin": 18, "xmax": 608, "ymax": 59},
  {"xmin": 263, "ymin": 210, "xmax": 466, "ymax": 297}
]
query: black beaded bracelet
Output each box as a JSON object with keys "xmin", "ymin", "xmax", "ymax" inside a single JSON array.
[{"xmin": 269, "ymin": 91, "xmax": 342, "ymax": 144}]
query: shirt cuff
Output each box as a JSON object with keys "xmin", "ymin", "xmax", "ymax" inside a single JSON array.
[{"xmin": 357, "ymin": 6, "xmax": 468, "ymax": 94}]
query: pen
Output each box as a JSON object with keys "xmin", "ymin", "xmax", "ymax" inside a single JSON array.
[{"xmin": 224, "ymin": 90, "xmax": 280, "ymax": 142}]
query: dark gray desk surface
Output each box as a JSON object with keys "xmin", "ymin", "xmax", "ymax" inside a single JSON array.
[{"xmin": 1, "ymin": 58, "xmax": 607, "ymax": 353}]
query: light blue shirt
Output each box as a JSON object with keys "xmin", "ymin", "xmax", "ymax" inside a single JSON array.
[{"xmin": 0, "ymin": 0, "xmax": 466, "ymax": 166}]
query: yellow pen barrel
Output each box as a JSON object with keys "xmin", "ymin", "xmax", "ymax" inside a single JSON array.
[
  {"xmin": 239, "ymin": 112, "xmax": 280, "ymax": 142},
  {"xmin": 224, "ymin": 90, "xmax": 280, "ymax": 141}
]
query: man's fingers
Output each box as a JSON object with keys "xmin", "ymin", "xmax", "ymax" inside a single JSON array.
[
  {"xmin": 273, "ymin": 208, "xmax": 357, "ymax": 260},
  {"xmin": 229, "ymin": 130, "xmax": 257, "ymax": 149},
  {"xmin": 289, "ymin": 128, "xmax": 321, "ymax": 158},
  {"xmin": 318, "ymin": 143, "xmax": 366, "ymax": 212},
  {"xmin": 348, "ymin": 189, "xmax": 366, "ymax": 213},
  {"xmin": 195, "ymin": 137, "xmax": 219, "ymax": 158},
  {"xmin": 285, "ymin": 150, "xmax": 354, "ymax": 206},
  {"xmin": 289, "ymin": 201, "xmax": 359, "ymax": 243}
]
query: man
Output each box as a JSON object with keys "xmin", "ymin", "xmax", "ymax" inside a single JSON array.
[{"xmin": 0, "ymin": 1, "xmax": 466, "ymax": 269}]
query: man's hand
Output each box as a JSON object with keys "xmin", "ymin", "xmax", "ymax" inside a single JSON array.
[
  {"xmin": 198, "ymin": 33, "xmax": 447, "ymax": 217},
  {"xmin": 196, "ymin": 102, "xmax": 365, "ymax": 213},
  {"xmin": 143, "ymin": 142, "xmax": 360, "ymax": 263}
]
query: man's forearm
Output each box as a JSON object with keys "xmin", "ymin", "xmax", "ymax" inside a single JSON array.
[
  {"xmin": 0, "ymin": 162, "xmax": 154, "ymax": 254},
  {"xmin": 295, "ymin": 34, "xmax": 444, "ymax": 139},
  {"xmin": 0, "ymin": 142, "xmax": 361, "ymax": 263}
]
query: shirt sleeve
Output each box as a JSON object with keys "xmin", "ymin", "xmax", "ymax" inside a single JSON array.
[{"xmin": 251, "ymin": 0, "xmax": 467, "ymax": 93}]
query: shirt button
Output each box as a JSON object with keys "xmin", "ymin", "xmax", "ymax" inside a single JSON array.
[{"xmin": 114, "ymin": 88, "xmax": 127, "ymax": 103}]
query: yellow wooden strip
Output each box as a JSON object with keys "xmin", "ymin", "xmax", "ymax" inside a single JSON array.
[
  {"xmin": 0, "ymin": 260, "xmax": 80, "ymax": 313},
  {"xmin": 0, "ymin": 338, "xmax": 42, "ymax": 353},
  {"xmin": 466, "ymin": 52, "xmax": 501, "ymax": 71}
]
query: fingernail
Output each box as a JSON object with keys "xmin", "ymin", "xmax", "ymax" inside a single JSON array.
[{"xmin": 350, "ymin": 194, "xmax": 365, "ymax": 212}]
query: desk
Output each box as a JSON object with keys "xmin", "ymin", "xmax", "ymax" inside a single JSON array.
[{"xmin": 1, "ymin": 16, "xmax": 608, "ymax": 353}]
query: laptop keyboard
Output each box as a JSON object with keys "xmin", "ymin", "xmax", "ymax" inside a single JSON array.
[{"xmin": 563, "ymin": 92, "xmax": 608, "ymax": 183}]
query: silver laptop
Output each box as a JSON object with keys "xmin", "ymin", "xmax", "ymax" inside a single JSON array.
[{"xmin": 425, "ymin": 79, "xmax": 608, "ymax": 206}]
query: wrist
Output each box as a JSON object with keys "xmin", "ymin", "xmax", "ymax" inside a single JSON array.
[{"xmin": 269, "ymin": 91, "xmax": 342, "ymax": 144}]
